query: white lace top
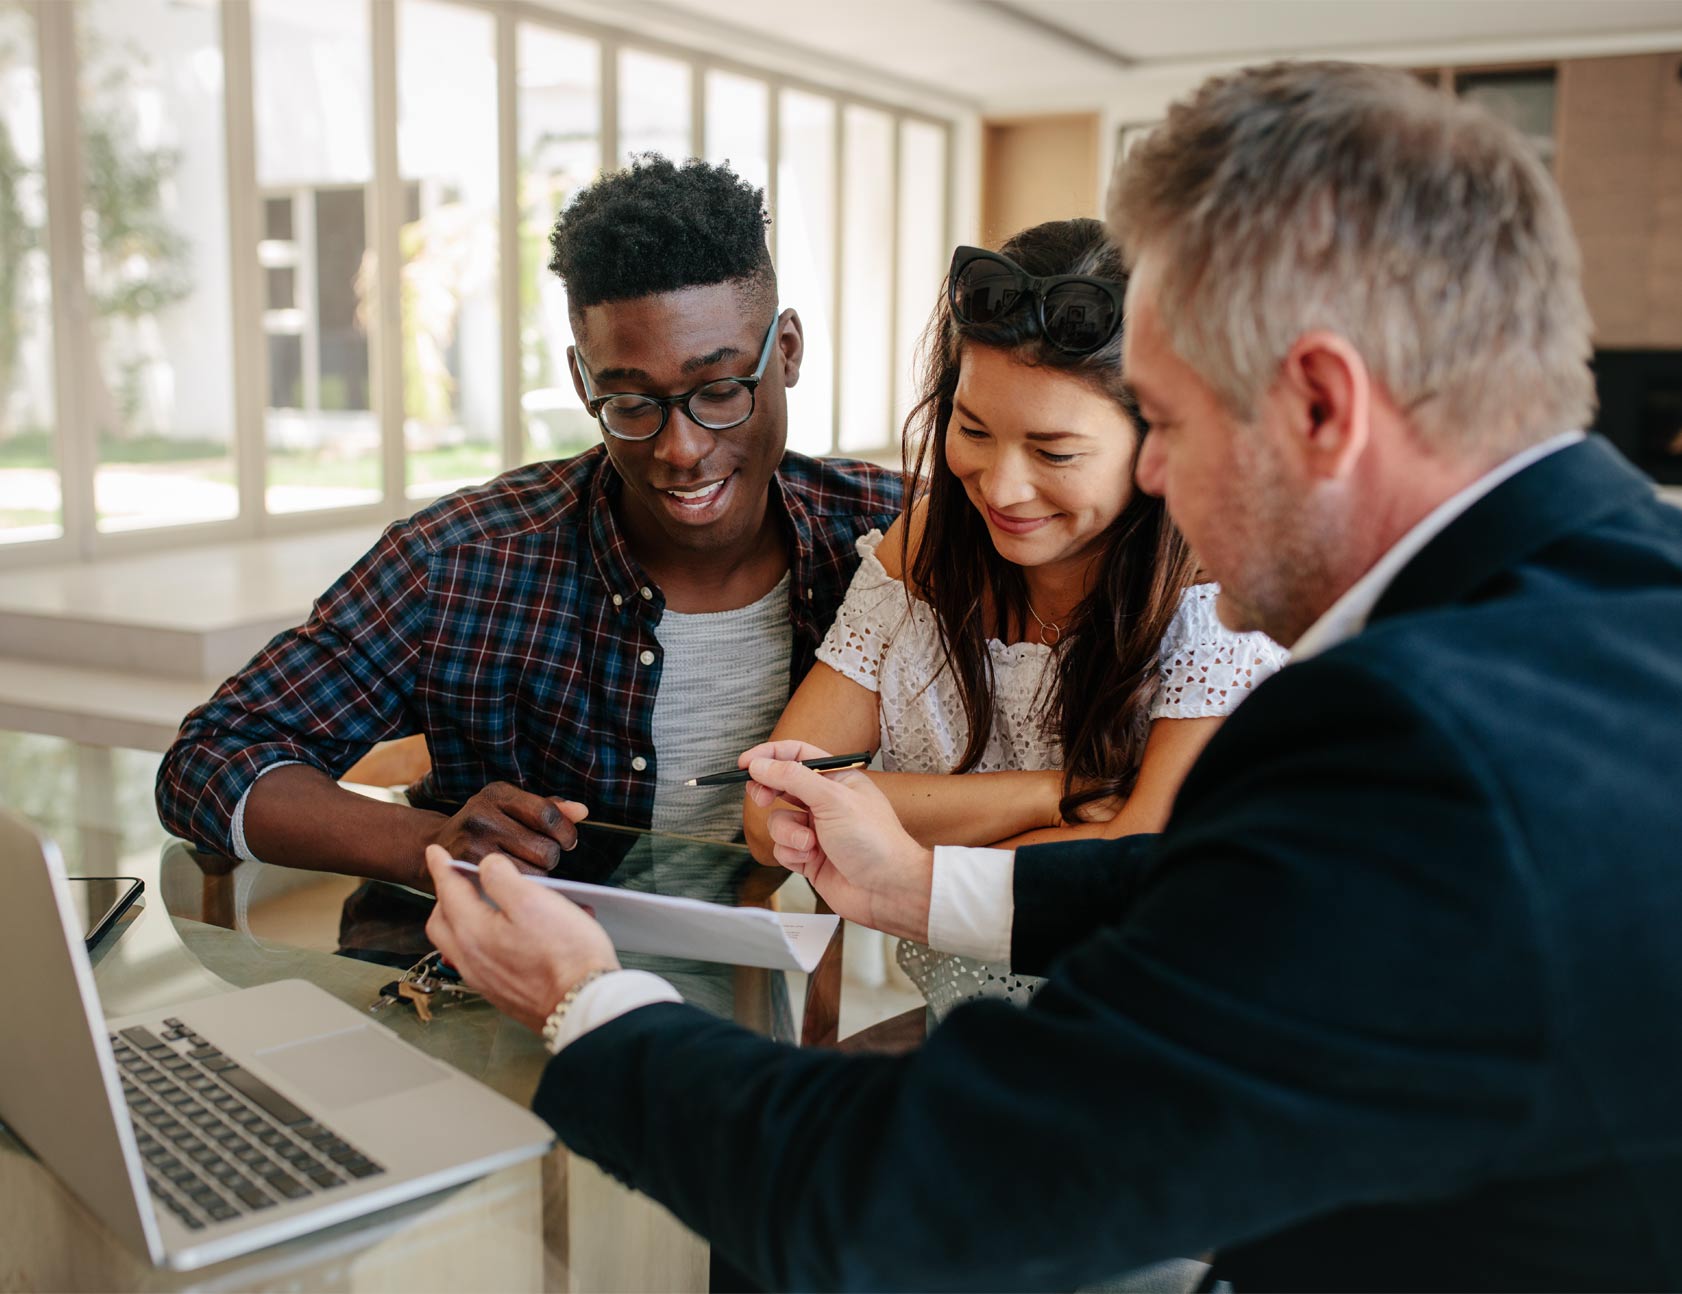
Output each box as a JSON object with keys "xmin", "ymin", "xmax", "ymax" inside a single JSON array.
[{"xmin": 816, "ymin": 529, "xmax": 1289, "ymax": 1017}]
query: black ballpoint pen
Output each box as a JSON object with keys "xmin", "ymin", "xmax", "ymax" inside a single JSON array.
[{"xmin": 683, "ymin": 752, "xmax": 872, "ymax": 787}]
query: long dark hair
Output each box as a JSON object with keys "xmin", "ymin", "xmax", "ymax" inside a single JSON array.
[{"xmin": 901, "ymin": 218, "xmax": 1196, "ymax": 820}]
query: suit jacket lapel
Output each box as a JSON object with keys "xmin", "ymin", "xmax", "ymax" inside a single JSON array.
[{"xmin": 1368, "ymin": 436, "xmax": 1654, "ymax": 626}]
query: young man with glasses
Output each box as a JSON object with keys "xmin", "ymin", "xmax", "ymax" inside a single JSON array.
[{"xmin": 156, "ymin": 158, "xmax": 902, "ymax": 885}]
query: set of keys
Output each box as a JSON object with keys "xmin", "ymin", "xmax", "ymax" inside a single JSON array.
[{"xmin": 368, "ymin": 951, "xmax": 484, "ymax": 1023}]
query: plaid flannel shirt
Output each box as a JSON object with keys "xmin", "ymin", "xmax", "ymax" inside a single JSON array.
[{"xmin": 155, "ymin": 447, "xmax": 903, "ymax": 855}]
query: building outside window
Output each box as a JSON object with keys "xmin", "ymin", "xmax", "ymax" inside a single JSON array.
[{"xmin": 253, "ymin": 0, "xmax": 382, "ymax": 513}]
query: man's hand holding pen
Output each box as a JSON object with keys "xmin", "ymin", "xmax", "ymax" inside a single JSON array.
[
  {"xmin": 424, "ymin": 742, "xmax": 937, "ymax": 1034},
  {"xmin": 739, "ymin": 740, "xmax": 934, "ymax": 944}
]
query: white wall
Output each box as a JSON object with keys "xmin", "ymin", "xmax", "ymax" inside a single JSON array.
[{"xmin": 981, "ymin": 27, "xmax": 1682, "ymax": 217}]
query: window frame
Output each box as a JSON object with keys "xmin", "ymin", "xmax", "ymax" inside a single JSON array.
[{"xmin": 0, "ymin": 0, "xmax": 960, "ymax": 568}]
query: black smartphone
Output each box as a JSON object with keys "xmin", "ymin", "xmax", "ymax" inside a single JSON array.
[{"xmin": 66, "ymin": 876, "xmax": 145, "ymax": 948}]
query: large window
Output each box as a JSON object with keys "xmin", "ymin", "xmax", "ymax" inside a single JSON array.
[
  {"xmin": 619, "ymin": 49, "xmax": 690, "ymax": 165},
  {"xmin": 706, "ymin": 70, "xmax": 769, "ymax": 199},
  {"xmin": 1, "ymin": 1, "xmax": 957, "ymax": 560},
  {"xmin": 839, "ymin": 105, "xmax": 895, "ymax": 453},
  {"xmin": 81, "ymin": 0, "xmax": 236, "ymax": 533},
  {"xmin": 397, "ymin": 0, "xmax": 500, "ymax": 499},
  {"xmin": 253, "ymin": 0, "xmax": 380, "ymax": 514},
  {"xmin": 895, "ymin": 120, "xmax": 949, "ymax": 437},
  {"xmin": 0, "ymin": 2, "xmax": 57, "ymax": 543},
  {"xmin": 776, "ymin": 90, "xmax": 837, "ymax": 457},
  {"xmin": 516, "ymin": 25, "xmax": 599, "ymax": 465}
]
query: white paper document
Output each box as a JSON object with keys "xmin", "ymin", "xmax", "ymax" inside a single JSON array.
[{"xmin": 448, "ymin": 861, "xmax": 839, "ymax": 973}]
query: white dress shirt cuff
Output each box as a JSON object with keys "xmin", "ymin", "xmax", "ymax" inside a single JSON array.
[
  {"xmin": 229, "ymin": 761, "xmax": 303, "ymax": 863},
  {"xmin": 544, "ymin": 969, "xmax": 684, "ymax": 1053},
  {"xmin": 927, "ymin": 846, "xmax": 1015, "ymax": 963}
]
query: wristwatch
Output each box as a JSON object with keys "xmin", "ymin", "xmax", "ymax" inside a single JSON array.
[{"xmin": 541, "ymin": 967, "xmax": 613, "ymax": 1053}]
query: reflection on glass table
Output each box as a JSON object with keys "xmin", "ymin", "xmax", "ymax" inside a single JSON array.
[
  {"xmin": 3, "ymin": 812, "xmax": 753, "ymax": 1291},
  {"xmin": 161, "ymin": 820, "xmax": 818, "ymax": 1096}
]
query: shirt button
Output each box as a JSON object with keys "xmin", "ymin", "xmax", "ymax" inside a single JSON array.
[
  {"xmin": 640, "ymin": 586, "xmax": 653, "ymax": 600},
  {"xmin": 639, "ymin": 649, "xmax": 655, "ymax": 665},
  {"xmin": 612, "ymin": 593, "xmax": 624, "ymax": 607},
  {"xmin": 631, "ymin": 756, "xmax": 647, "ymax": 772}
]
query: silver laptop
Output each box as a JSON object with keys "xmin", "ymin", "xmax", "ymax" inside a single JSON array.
[{"xmin": 0, "ymin": 809, "xmax": 553, "ymax": 1271}]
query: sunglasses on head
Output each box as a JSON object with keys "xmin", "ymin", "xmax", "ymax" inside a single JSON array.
[{"xmin": 947, "ymin": 245, "xmax": 1125, "ymax": 356}]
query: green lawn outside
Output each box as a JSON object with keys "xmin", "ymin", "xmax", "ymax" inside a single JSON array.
[
  {"xmin": 0, "ymin": 431, "xmax": 230, "ymax": 469},
  {"xmin": 0, "ymin": 433, "xmax": 603, "ymax": 535},
  {"xmin": 0, "ymin": 434, "xmax": 599, "ymax": 477},
  {"xmin": 0, "ymin": 509, "xmax": 59, "ymax": 533},
  {"xmin": 407, "ymin": 443, "xmax": 502, "ymax": 491}
]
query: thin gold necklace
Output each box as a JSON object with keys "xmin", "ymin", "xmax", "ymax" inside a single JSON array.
[{"xmin": 1025, "ymin": 598, "xmax": 1062, "ymax": 646}]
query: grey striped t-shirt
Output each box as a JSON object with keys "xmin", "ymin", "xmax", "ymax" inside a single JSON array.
[{"xmin": 649, "ymin": 573, "xmax": 793, "ymax": 841}]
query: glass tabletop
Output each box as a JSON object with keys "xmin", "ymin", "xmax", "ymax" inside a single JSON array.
[
  {"xmin": 6, "ymin": 793, "xmax": 783, "ymax": 1285},
  {"xmin": 86, "ymin": 819, "xmax": 815, "ymax": 1106}
]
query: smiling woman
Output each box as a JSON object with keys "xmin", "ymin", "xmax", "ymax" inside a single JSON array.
[
  {"xmin": 945, "ymin": 350, "xmax": 1138, "ymax": 559},
  {"xmin": 745, "ymin": 217, "xmax": 1289, "ymax": 1020}
]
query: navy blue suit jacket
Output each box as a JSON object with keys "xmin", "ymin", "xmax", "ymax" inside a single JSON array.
[{"xmin": 536, "ymin": 437, "xmax": 1682, "ymax": 1291}]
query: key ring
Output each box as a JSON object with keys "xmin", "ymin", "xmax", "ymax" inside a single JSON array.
[{"xmin": 368, "ymin": 950, "xmax": 485, "ymax": 1024}]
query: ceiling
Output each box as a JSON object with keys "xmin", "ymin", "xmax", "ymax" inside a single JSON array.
[
  {"xmin": 996, "ymin": 0, "xmax": 1682, "ymax": 65},
  {"xmin": 627, "ymin": 0, "xmax": 1682, "ymax": 108}
]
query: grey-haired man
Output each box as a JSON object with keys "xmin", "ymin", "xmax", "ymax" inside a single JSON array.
[{"xmin": 427, "ymin": 62, "xmax": 1682, "ymax": 1290}]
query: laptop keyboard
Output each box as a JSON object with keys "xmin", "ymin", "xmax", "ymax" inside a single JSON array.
[{"xmin": 110, "ymin": 1017, "xmax": 384, "ymax": 1232}]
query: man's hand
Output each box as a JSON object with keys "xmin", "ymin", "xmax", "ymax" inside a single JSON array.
[
  {"xmin": 423, "ymin": 846, "xmax": 619, "ymax": 1034},
  {"xmin": 431, "ymin": 782, "xmax": 590, "ymax": 874},
  {"xmin": 739, "ymin": 740, "xmax": 933, "ymax": 942}
]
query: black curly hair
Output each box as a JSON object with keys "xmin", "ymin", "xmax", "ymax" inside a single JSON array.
[{"xmin": 547, "ymin": 155, "xmax": 776, "ymax": 329}]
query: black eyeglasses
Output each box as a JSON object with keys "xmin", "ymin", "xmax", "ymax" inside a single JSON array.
[
  {"xmin": 577, "ymin": 313, "xmax": 782, "ymax": 442},
  {"xmin": 948, "ymin": 246, "xmax": 1124, "ymax": 356}
]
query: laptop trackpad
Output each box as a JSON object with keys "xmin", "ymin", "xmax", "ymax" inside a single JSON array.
[{"xmin": 256, "ymin": 1026, "xmax": 451, "ymax": 1110}]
